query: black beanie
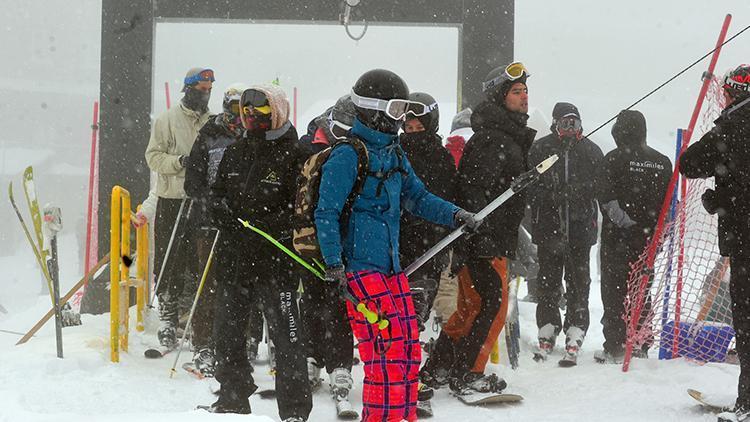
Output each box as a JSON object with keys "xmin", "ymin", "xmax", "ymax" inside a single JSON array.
[{"xmin": 552, "ymin": 102, "xmax": 580, "ymax": 120}]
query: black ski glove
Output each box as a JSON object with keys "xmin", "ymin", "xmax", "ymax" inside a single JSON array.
[
  {"xmin": 179, "ymin": 154, "xmax": 189, "ymax": 168},
  {"xmin": 454, "ymin": 209, "xmax": 483, "ymax": 233},
  {"xmin": 325, "ymin": 265, "xmax": 349, "ymax": 302}
]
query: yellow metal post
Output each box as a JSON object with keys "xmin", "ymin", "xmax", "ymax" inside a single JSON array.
[
  {"xmin": 120, "ymin": 193, "xmax": 130, "ymax": 353},
  {"xmin": 110, "ymin": 187, "xmax": 122, "ymax": 363},
  {"xmin": 135, "ymin": 206, "xmax": 147, "ymax": 332}
]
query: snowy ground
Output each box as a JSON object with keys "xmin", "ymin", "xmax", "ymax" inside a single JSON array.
[{"xmin": 0, "ymin": 235, "xmax": 739, "ymax": 422}]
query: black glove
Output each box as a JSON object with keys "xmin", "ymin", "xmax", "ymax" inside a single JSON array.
[
  {"xmin": 179, "ymin": 154, "xmax": 189, "ymax": 168},
  {"xmin": 325, "ymin": 265, "xmax": 349, "ymax": 302},
  {"xmin": 454, "ymin": 209, "xmax": 483, "ymax": 233}
]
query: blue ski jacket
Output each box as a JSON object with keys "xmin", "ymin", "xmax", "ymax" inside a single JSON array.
[{"xmin": 315, "ymin": 118, "xmax": 459, "ymax": 275}]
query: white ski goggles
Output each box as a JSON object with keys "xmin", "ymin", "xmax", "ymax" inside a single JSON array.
[
  {"xmin": 406, "ymin": 101, "xmax": 438, "ymax": 118},
  {"xmin": 350, "ymin": 89, "xmax": 413, "ymax": 121},
  {"xmin": 482, "ymin": 61, "xmax": 530, "ymax": 93},
  {"xmin": 328, "ymin": 110, "xmax": 352, "ymax": 140}
]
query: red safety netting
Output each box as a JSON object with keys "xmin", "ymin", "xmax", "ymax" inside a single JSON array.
[{"xmin": 623, "ymin": 75, "xmax": 735, "ymax": 367}]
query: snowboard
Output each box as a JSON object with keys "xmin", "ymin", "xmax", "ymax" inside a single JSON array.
[
  {"xmin": 454, "ymin": 391, "xmax": 524, "ymax": 406},
  {"xmin": 687, "ymin": 389, "xmax": 733, "ymax": 413}
]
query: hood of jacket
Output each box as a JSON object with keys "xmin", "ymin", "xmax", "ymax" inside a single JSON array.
[
  {"xmin": 612, "ymin": 109, "xmax": 647, "ymax": 150},
  {"xmin": 246, "ymin": 84, "xmax": 290, "ymax": 131}
]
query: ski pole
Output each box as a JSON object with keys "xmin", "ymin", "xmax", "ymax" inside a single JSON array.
[
  {"xmin": 149, "ymin": 198, "xmax": 187, "ymax": 308},
  {"xmin": 169, "ymin": 229, "xmax": 220, "ymax": 378},
  {"xmin": 405, "ymin": 154, "xmax": 559, "ymax": 277},
  {"xmin": 237, "ymin": 218, "xmax": 388, "ymax": 329}
]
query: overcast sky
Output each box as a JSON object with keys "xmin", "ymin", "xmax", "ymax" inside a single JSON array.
[{"xmin": 1, "ymin": 0, "xmax": 750, "ymax": 249}]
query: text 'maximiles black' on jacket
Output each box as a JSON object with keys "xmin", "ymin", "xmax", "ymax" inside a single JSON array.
[
  {"xmin": 210, "ymin": 123, "xmax": 306, "ymax": 244},
  {"xmin": 454, "ymin": 101, "xmax": 536, "ymax": 259},
  {"xmin": 680, "ymin": 99, "xmax": 750, "ymax": 256},
  {"xmin": 399, "ymin": 131, "xmax": 456, "ymax": 264},
  {"xmin": 527, "ymin": 133, "xmax": 604, "ymax": 248},
  {"xmin": 597, "ymin": 110, "xmax": 672, "ymax": 234},
  {"xmin": 184, "ymin": 113, "xmax": 240, "ymax": 228}
]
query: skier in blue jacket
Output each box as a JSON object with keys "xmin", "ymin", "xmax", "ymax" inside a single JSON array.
[{"xmin": 315, "ymin": 69, "xmax": 480, "ymax": 421}]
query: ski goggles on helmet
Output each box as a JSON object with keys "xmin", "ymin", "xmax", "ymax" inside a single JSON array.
[
  {"xmin": 350, "ymin": 89, "xmax": 412, "ymax": 121},
  {"xmin": 241, "ymin": 89, "xmax": 272, "ymax": 115},
  {"xmin": 184, "ymin": 69, "xmax": 215, "ymax": 86},
  {"xmin": 482, "ymin": 62, "xmax": 529, "ymax": 93},
  {"xmin": 406, "ymin": 101, "xmax": 438, "ymax": 118},
  {"xmin": 328, "ymin": 111, "xmax": 352, "ymax": 140}
]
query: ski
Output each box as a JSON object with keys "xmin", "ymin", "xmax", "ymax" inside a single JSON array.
[
  {"xmin": 182, "ymin": 362, "xmax": 206, "ymax": 379},
  {"xmin": 405, "ymin": 154, "xmax": 559, "ymax": 276},
  {"xmin": 687, "ymin": 389, "xmax": 733, "ymax": 413},
  {"xmin": 8, "ymin": 181, "xmax": 53, "ymax": 300},
  {"xmin": 22, "ymin": 166, "xmax": 47, "ymax": 260},
  {"xmin": 144, "ymin": 345, "xmax": 177, "ymax": 359},
  {"xmin": 453, "ymin": 391, "xmax": 524, "ymax": 406},
  {"xmin": 505, "ymin": 276, "xmax": 522, "ymax": 369}
]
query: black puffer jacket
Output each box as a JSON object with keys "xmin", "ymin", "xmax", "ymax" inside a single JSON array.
[
  {"xmin": 399, "ymin": 131, "xmax": 456, "ymax": 268},
  {"xmin": 211, "ymin": 123, "xmax": 306, "ymax": 245},
  {"xmin": 596, "ymin": 110, "xmax": 672, "ymax": 237},
  {"xmin": 185, "ymin": 113, "xmax": 241, "ymax": 228},
  {"xmin": 527, "ymin": 133, "xmax": 603, "ymax": 248},
  {"xmin": 680, "ymin": 98, "xmax": 750, "ymax": 256},
  {"xmin": 454, "ymin": 101, "xmax": 536, "ymax": 259}
]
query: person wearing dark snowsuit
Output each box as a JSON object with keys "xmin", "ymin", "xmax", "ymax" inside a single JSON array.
[
  {"xmin": 315, "ymin": 69, "xmax": 478, "ymax": 422},
  {"xmin": 420, "ymin": 62, "xmax": 535, "ymax": 394},
  {"xmin": 296, "ymin": 95, "xmax": 358, "ymax": 407},
  {"xmin": 182, "ymin": 83, "xmax": 250, "ymax": 377},
  {"xmin": 399, "ymin": 92, "xmax": 456, "ymax": 332},
  {"xmin": 527, "ymin": 102, "xmax": 603, "ymax": 364},
  {"xmin": 145, "ymin": 67, "xmax": 213, "ymax": 349},
  {"xmin": 207, "ymin": 85, "xmax": 312, "ymax": 421},
  {"xmin": 679, "ymin": 64, "xmax": 750, "ymax": 422},
  {"xmin": 594, "ymin": 110, "xmax": 671, "ymax": 364}
]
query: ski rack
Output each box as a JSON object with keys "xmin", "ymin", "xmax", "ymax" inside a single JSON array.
[{"xmin": 110, "ymin": 186, "xmax": 150, "ymax": 363}]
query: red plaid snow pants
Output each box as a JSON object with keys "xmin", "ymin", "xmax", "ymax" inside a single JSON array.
[{"xmin": 346, "ymin": 270, "xmax": 420, "ymax": 422}]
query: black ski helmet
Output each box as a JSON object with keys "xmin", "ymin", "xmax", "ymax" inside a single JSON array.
[
  {"xmin": 352, "ymin": 69, "xmax": 409, "ymax": 134},
  {"xmin": 723, "ymin": 64, "xmax": 750, "ymax": 101},
  {"xmin": 483, "ymin": 63, "xmax": 528, "ymax": 104},
  {"xmin": 406, "ymin": 92, "xmax": 440, "ymax": 133}
]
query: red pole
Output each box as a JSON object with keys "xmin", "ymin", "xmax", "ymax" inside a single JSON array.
[
  {"xmin": 622, "ymin": 14, "xmax": 732, "ymax": 372},
  {"xmin": 293, "ymin": 87, "xmax": 298, "ymax": 128},
  {"xmin": 84, "ymin": 101, "xmax": 99, "ymax": 284},
  {"xmin": 165, "ymin": 81, "xmax": 171, "ymax": 110}
]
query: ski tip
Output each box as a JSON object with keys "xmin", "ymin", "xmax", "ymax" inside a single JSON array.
[
  {"xmin": 144, "ymin": 349, "xmax": 164, "ymax": 359},
  {"xmin": 535, "ymin": 154, "xmax": 559, "ymax": 174}
]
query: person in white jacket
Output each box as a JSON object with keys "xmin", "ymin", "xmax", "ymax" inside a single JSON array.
[{"xmin": 144, "ymin": 67, "xmax": 213, "ymax": 348}]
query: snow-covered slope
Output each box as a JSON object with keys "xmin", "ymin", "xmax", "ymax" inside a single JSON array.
[{"xmin": 0, "ymin": 239, "xmax": 738, "ymax": 422}]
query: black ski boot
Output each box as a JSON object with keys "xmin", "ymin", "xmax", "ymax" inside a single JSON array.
[
  {"xmin": 201, "ymin": 389, "xmax": 251, "ymax": 414},
  {"xmin": 192, "ymin": 347, "xmax": 216, "ymax": 377},
  {"xmin": 718, "ymin": 404, "xmax": 750, "ymax": 422},
  {"xmin": 419, "ymin": 358, "xmax": 450, "ymax": 389},
  {"xmin": 449, "ymin": 372, "xmax": 506, "ymax": 396}
]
